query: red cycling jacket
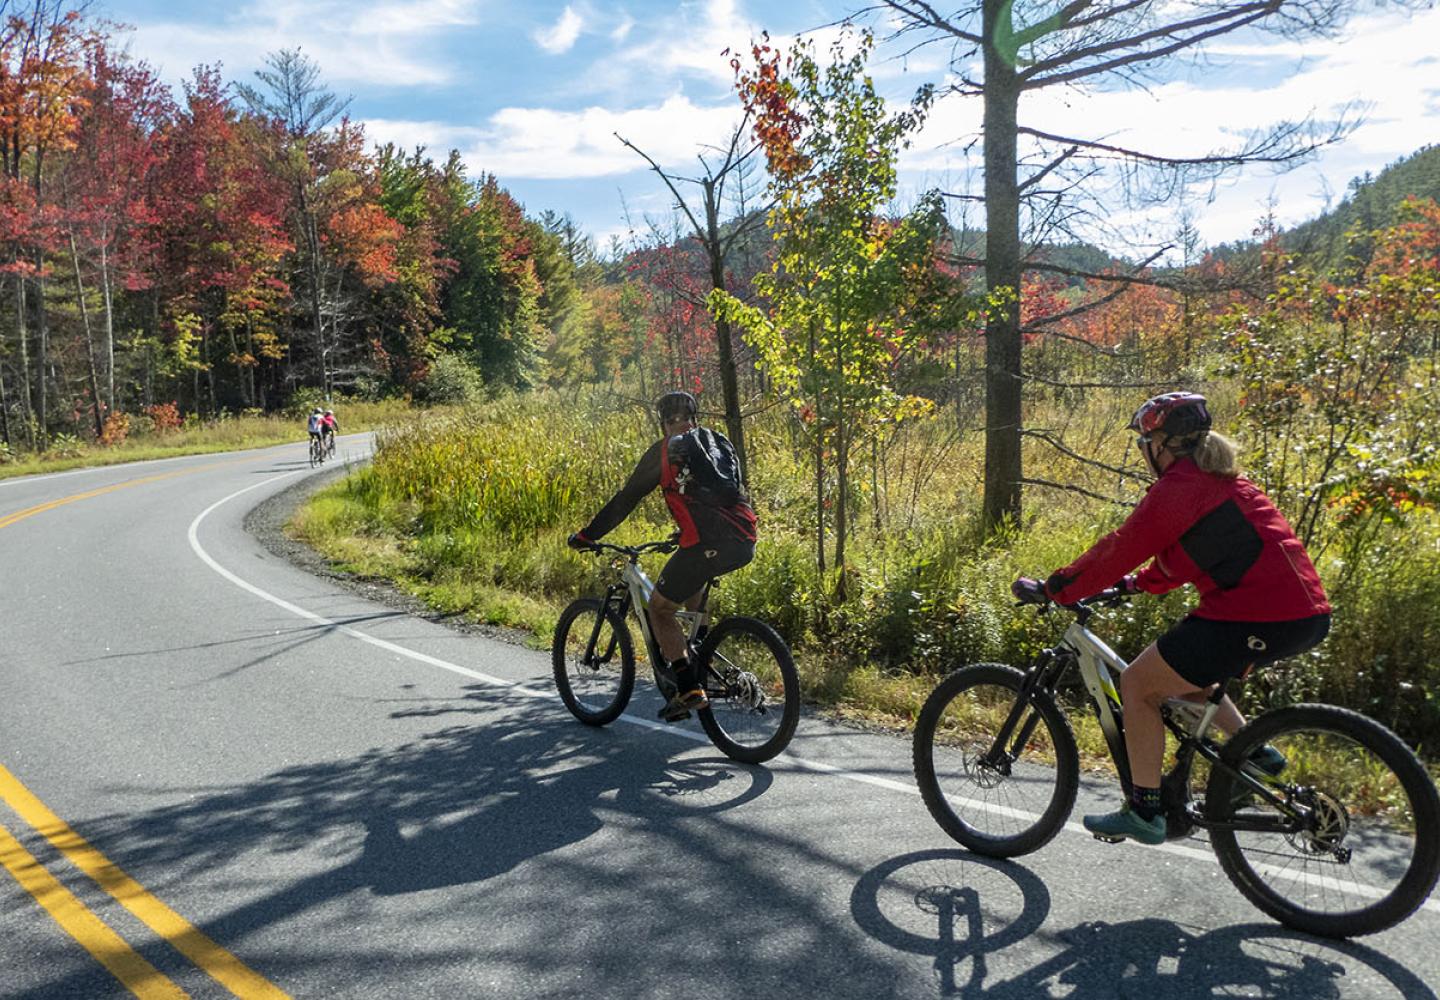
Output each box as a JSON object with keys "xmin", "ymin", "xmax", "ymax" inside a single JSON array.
[
  {"xmin": 1044, "ymin": 457, "xmax": 1330, "ymax": 622},
  {"xmin": 578, "ymin": 428, "xmax": 756, "ymax": 549}
]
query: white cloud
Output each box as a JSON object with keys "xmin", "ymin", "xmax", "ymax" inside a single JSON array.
[
  {"xmin": 472, "ymin": 95, "xmax": 744, "ymax": 179},
  {"xmin": 890, "ymin": 4, "xmax": 1440, "ymax": 249},
  {"xmin": 363, "ymin": 94, "xmax": 745, "ymax": 181},
  {"xmin": 610, "ymin": 13, "xmax": 635, "ymax": 43},
  {"xmin": 116, "ymin": 0, "xmax": 485, "ymax": 88},
  {"xmin": 534, "ymin": 6, "xmax": 585, "ymax": 55}
]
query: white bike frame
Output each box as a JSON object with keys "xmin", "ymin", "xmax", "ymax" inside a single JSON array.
[
  {"xmin": 614, "ymin": 558, "xmax": 710, "ymax": 674},
  {"xmin": 1058, "ymin": 618, "xmax": 1226, "ymax": 791}
]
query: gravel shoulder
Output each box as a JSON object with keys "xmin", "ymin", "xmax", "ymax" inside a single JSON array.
[{"xmin": 243, "ymin": 463, "xmax": 539, "ymax": 649}]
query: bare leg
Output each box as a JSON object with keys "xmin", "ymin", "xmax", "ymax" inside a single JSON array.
[
  {"xmin": 1172, "ymin": 688, "xmax": 1245, "ymax": 735},
  {"xmin": 1121, "ymin": 643, "xmax": 1207, "ymax": 788}
]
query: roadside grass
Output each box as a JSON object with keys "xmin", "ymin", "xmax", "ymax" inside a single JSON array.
[
  {"xmin": 287, "ymin": 388, "xmax": 1440, "ymax": 779},
  {"xmin": 0, "ymin": 399, "xmax": 425, "ymax": 480}
]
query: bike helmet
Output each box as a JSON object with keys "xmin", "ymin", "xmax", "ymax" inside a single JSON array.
[
  {"xmin": 312, "ymin": 407, "xmax": 323, "ymax": 415},
  {"xmin": 324, "ymin": 409, "xmax": 333, "ymax": 416},
  {"xmin": 1129, "ymin": 391, "xmax": 1210, "ymax": 448},
  {"xmin": 655, "ymin": 390, "xmax": 698, "ymax": 424}
]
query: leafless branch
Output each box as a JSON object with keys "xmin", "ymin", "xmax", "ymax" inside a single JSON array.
[
  {"xmin": 876, "ymin": 0, "xmax": 984, "ymax": 46},
  {"xmin": 1023, "ymin": 428, "xmax": 1138, "ymax": 481},
  {"xmin": 1020, "ymin": 2, "xmax": 1278, "ymax": 87},
  {"xmin": 1021, "ymin": 477, "xmax": 1131, "ymax": 506}
]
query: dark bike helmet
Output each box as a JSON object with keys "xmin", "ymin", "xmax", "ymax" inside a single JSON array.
[
  {"xmin": 1129, "ymin": 391, "xmax": 1210, "ymax": 450},
  {"xmin": 655, "ymin": 390, "xmax": 698, "ymax": 424}
]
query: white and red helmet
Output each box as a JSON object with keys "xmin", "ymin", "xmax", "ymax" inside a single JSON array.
[{"xmin": 1129, "ymin": 391, "xmax": 1211, "ymax": 445}]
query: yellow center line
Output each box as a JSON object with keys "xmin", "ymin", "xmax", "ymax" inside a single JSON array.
[
  {"xmin": 2, "ymin": 458, "xmax": 297, "ymax": 996},
  {"xmin": 0, "ymin": 765, "xmax": 291, "ymax": 999},
  {"xmin": 0, "ymin": 458, "xmax": 255, "ymax": 530},
  {"xmin": 0, "ymin": 820, "xmax": 189, "ymax": 999}
]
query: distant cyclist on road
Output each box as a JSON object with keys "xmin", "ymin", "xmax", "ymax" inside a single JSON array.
[
  {"xmin": 322, "ymin": 408, "xmax": 339, "ymax": 452},
  {"xmin": 306, "ymin": 407, "xmax": 325, "ymax": 451},
  {"xmin": 568, "ymin": 391, "xmax": 757, "ymax": 721},
  {"xmin": 1012, "ymin": 392, "xmax": 1331, "ymax": 844}
]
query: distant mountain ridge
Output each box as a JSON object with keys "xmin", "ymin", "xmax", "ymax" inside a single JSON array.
[{"xmin": 1284, "ymin": 144, "xmax": 1440, "ymax": 261}]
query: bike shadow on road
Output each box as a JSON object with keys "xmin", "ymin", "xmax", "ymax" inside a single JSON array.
[
  {"xmin": 850, "ymin": 848, "xmax": 1435, "ymax": 999},
  {"xmin": 22, "ymin": 686, "xmax": 925, "ymax": 998}
]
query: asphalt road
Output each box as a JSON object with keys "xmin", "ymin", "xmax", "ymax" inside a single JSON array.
[{"xmin": 1, "ymin": 437, "xmax": 1437, "ymax": 999}]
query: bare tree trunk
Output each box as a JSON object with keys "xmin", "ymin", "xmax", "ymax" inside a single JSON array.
[
  {"xmin": 809, "ymin": 319, "xmax": 825, "ymax": 575},
  {"xmin": 13, "ymin": 272, "xmax": 34, "ymax": 449},
  {"xmin": 703, "ymin": 178, "xmax": 748, "ymax": 478},
  {"xmin": 982, "ymin": 0, "xmax": 1023, "ymax": 532},
  {"xmin": 70, "ymin": 233, "xmax": 106, "ymax": 438},
  {"xmin": 299, "ymin": 184, "xmax": 327, "ymax": 396},
  {"xmin": 0, "ymin": 346, "xmax": 10, "ymax": 445},
  {"xmin": 36, "ymin": 265, "xmax": 49, "ymax": 446},
  {"xmin": 99, "ymin": 228, "xmax": 115, "ymax": 413}
]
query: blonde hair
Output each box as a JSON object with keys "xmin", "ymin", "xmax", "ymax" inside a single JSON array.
[{"xmin": 1189, "ymin": 430, "xmax": 1240, "ymax": 478}]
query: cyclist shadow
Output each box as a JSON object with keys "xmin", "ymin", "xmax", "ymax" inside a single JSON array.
[
  {"xmin": 354, "ymin": 745, "xmax": 771, "ymax": 896},
  {"xmin": 851, "ymin": 849, "xmax": 1433, "ymax": 999}
]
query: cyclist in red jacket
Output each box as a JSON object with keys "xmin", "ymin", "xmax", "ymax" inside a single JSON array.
[{"xmin": 1013, "ymin": 392, "xmax": 1331, "ymax": 844}]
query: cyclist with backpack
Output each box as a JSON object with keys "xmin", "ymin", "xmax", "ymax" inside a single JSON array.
[
  {"xmin": 1012, "ymin": 392, "xmax": 1331, "ymax": 844},
  {"xmin": 306, "ymin": 407, "xmax": 325, "ymax": 451},
  {"xmin": 569, "ymin": 391, "xmax": 757, "ymax": 721}
]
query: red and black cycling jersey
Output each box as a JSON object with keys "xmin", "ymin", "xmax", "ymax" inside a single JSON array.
[
  {"xmin": 577, "ymin": 428, "xmax": 757, "ymax": 548},
  {"xmin": 1044, "ymin": 457, "xmax": 1330, "ymax": 622}
]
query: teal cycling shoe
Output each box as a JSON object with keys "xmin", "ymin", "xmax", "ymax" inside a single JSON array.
[
  {"xmin": 1230, "ymin": 743, "xmax": 1287, "ymax": 809},
  {"xmin": 1083, "ymin": 805, "xmax": 1166, "ymax": 845}
]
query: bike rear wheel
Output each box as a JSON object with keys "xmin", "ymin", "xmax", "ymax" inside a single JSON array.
[
  {"xmin": 696, "ymin": 616, "xmax": 799, "ymax": 764},
  {"xmin": 308, "ymin": 437, "xmax": 322, "ymax": 467},
  {"xmin": 913, "ymin": 663, "xmax": 1079, "ymax": 858},
  {"xmin": 552, "ymin": 598, "xmax": 635, "ymax": 726},
  {"xmin": 1207, "ymin": 703, "xmax": 1440, "ymax": 938}
]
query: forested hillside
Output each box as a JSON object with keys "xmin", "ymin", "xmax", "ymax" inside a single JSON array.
[{"xmin": 0, "ymin": 9, "xmax": 597, "ymax": 458}]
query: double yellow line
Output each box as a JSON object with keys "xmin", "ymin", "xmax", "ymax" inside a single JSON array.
[{"xmin": 1, "ymin": 461, "xmax": 291, "ymax": 998}]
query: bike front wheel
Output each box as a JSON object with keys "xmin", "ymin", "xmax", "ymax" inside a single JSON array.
[
  {"xmin": 552, "ymin": 598, "xmax": 635, "ymax": 726},
  {"xmin": 1206, "ymin": 703, "xmax": 1440, "ymax": 938},
  {"xmin": 696, "ymin": 616, "xmax": 799, "ymax": 764},
  {"xmin": 913, "ymin": 663, "xmax": 1079, "ymax": 858}
]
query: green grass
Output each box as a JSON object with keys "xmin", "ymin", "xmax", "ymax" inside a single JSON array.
[{"xmin": 286, "ymin": 387, "xmax": 1440, "ymax": 766}]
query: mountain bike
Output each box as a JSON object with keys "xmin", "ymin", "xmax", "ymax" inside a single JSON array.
[
  {"xmin": 554, "ymin": 537, "xmax": 800, "ymax": 764},
  {"xmin": 911, "ymin": 586, "xmax": 1440, "ymax": 938},
  {"xmin": 308, "ymin": 434, "xmax": 325, "ymax": 468}
]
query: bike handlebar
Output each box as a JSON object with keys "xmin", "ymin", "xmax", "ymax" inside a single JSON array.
[
  {"xmin": 1016, "ymin": 584, "xmax": 1128, "ymax": 612},
  {"xmin": 578, "ymin": 536, "xmax": 679, "ymax": 560}
]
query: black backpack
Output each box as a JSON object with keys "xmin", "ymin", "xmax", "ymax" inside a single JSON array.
[{"xmin": 668, "ymin": 427, "xmax": 748, "ymax": 507}]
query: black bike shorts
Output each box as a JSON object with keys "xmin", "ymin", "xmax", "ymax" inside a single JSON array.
[
  {"xmin": 655, "ymin": 538, "xmax": 755, "ymax": 603},
  {"xmin": 1157, "ymin": 613, "xmax": 1331, "ymax": 688}
]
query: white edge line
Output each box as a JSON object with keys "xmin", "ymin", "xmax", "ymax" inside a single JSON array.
[
  {"xmin": 0, "ymin": 433, "xmax": 369, "ymax": 490},
  {"xmin": 188, "ymin": 474, "xmax": 1440, "ymax": 918},
  {"xmin": 187, "ymin": 472, "xmax": 712, "ymax": 749}
]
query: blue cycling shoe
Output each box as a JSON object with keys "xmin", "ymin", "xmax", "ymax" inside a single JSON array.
[{"xmin": 1083, "ymin": 805, "xmax": 1166, "ymax": 845}]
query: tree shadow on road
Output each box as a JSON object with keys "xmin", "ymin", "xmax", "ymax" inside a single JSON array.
[
  {"xmin": 850, "ymin": 849, "xmax": 1435, "ymax": 999},
  {"xmin": 17, "ymin": 686, "xmax": 921, "ymax": 998}
]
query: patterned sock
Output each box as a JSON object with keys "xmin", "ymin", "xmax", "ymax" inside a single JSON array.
[
  {"xmin": 671, "ymin": 658, "xmax": 697, "ymax": 692},
  {"xmin": 1130, "ymin": 784, "xmax": 1163, "ymax": 822}
]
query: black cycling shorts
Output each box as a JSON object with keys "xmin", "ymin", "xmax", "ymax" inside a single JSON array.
[
  {"xmin": 1157, "ymin": 613, "xmax": 1331, "ymax": 688},
  {"xmin": 655, "ymin": 538, "xmax": 755, "ymax": 603}
]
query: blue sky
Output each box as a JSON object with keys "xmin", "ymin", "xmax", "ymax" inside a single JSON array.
[{"xmin": 98, "ymin": 0, "xmax": 1440, "ymax": 259}]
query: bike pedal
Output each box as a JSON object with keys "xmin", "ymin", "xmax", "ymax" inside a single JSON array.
[{"xmin": 1092, "ymin": 834, "xmax": 1125, "ymax": 845}]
